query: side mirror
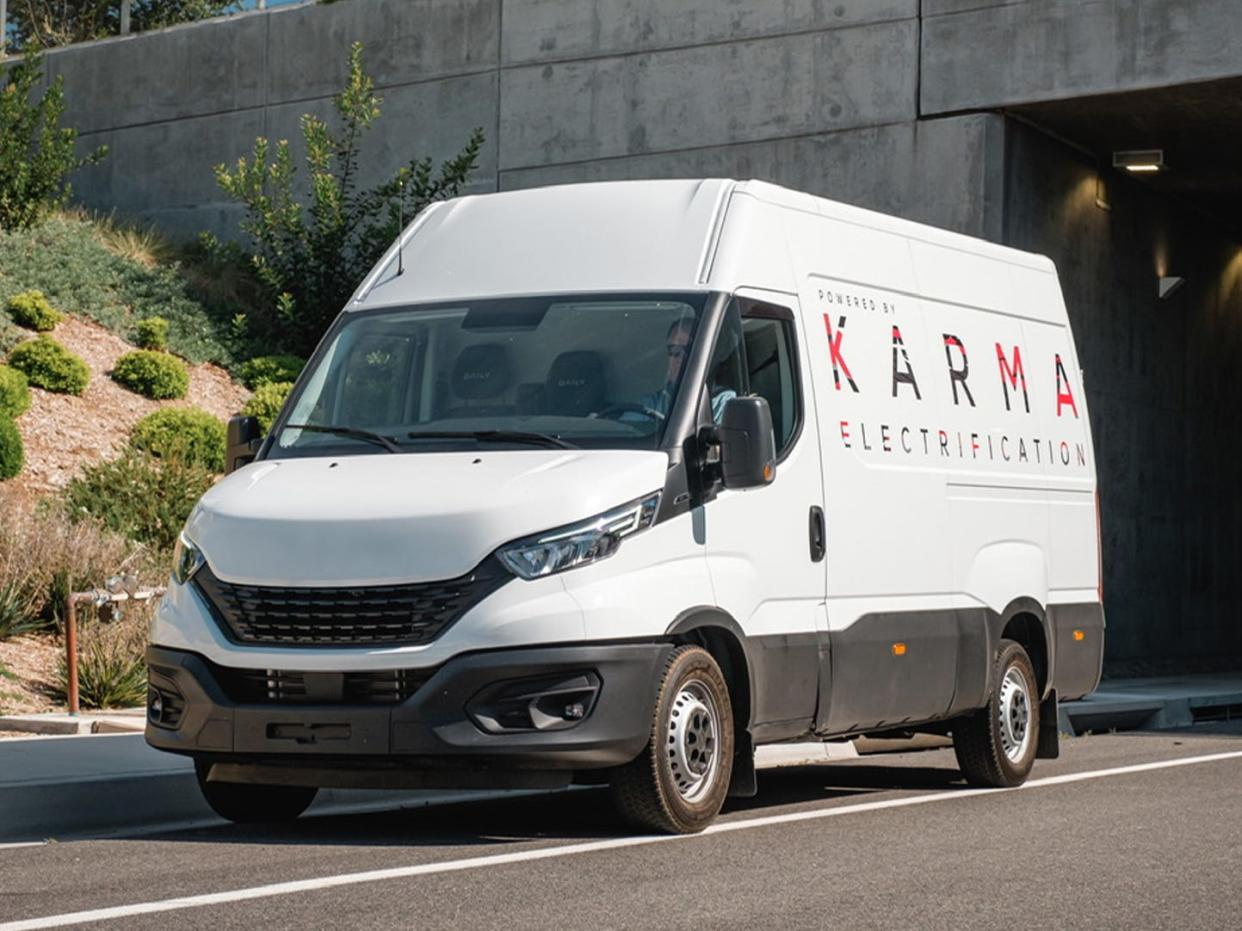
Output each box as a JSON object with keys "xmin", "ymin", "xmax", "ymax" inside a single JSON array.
[
  {"xmin": 225, "ymin": 415, "xmax": 262, "ymax": 475},
  {"xmin": 716, "ymin": 396, "xmax": 776, "ymax": 489}
]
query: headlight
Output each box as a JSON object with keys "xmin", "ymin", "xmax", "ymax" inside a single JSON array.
[
  {"xmin": 172, "ymin": 531, "xmax": 205, "ymax": 585},
  {"xmin": 498, "ymin": 492, "xmax": 661, "ymax": 580}
]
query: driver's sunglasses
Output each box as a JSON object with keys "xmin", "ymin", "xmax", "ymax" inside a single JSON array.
[{"xmin": 666, "ymin": 345, "xmax": 688, "ymax": 359}]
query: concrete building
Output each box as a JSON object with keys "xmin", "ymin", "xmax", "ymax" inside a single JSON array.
[{"xmin": 27, "ymin": 0, "xmax": 1242, "ymax": 672}]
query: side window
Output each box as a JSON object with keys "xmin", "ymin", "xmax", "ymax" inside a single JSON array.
[{"xmin": 706, "ymin": 298, "xmax": 802, "ymax": 455}]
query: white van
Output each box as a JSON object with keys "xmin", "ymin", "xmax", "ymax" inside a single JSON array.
[{"xmin": 146, "ymin": 179, "xmax": 1104, "ymax": 834}]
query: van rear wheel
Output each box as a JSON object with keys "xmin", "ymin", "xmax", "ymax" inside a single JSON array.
[
  {"xmin": 610, "ymin": 645, "xmax": 734, "ymax": 834},
  {"xmin": 195, "ymin": 760, "xmax": 318, "ymax": 824},
  {"xmin": 953, "ymin": 639, "xmax": 1040, "ymax": 788}
]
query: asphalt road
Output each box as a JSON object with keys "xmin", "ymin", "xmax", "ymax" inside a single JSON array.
[{"xmin": 2, "ymin": 727, "xmax": 1240, "ymax": 930}]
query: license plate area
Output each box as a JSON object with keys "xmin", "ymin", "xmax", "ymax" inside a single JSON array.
[{"xmin": 235, "ymin": 707, "xmax": 390, "ymax": 754}]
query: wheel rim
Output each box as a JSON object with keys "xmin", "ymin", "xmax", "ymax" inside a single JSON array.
[
  {"xmin": 998, "ymin": 666, "xmax": 1032, "ymax": 763},
  {"xmin": 667, "ymin": 678, "xmax": 721, "ymax": 803}
]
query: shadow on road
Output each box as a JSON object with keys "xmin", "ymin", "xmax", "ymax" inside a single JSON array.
[{"xmin": 136, "ymin": 760, "xmax": 969, "ymax": 850}]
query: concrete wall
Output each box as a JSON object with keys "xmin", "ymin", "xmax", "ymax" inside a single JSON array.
[
  {"xmin": 1000, "ymin": 120, "xmax": 1242, "ymax": 669},
  {"xmin": 55, "ymin": 0, "xmax": 1000, "ymax": 241},
  {"xmin": 921, "ymin": 0, "xmax": 1242, "ymax": 114}
]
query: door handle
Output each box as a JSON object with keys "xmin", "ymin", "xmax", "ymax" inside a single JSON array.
[{"xmin": 809, "ymin": 506, "xmax": 825, "ymax": 562}]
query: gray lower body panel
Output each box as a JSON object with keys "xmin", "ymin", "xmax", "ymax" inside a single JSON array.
[{"xmin": 146, "ymin": 642, "xmax": 670, "ymax": 784}]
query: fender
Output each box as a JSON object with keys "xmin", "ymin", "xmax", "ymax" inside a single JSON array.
[{"xmin": 665, "ymin": 607, "xmax": 756, "ymax": 729}]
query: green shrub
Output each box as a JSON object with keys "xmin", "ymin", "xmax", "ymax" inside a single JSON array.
[
  {"xmin": 0, "ymin": 52, "xmax": 108, "ymax": 232},
  {"xmin": 111, "ymin": 350, "xmax": 188, "ymax": 400},
  {"xmin": 7, "ymin": 336, "xmax": 89, "ymax": 395},
  {"xmin": 0, "ymin": 366, "xmax": 31, "ymax": 419},
  {"xmin": 6, "ymin": 290, "xmax": 63, "ymax": 332},
  {"xmin": 0, "ymin": 581, "xmax": 37, "ymax": 640},
  {"xmin": 64, "ymin": 448, "xmax": 215, "ymax": 552},
  {"xmin": 130, "ymin": 408, "xmax": 226, "ymax": 472},
  {"xmin": 238, "ymin": 354, "xmax": 305, "ymax": 389},
  {"xmin": 214, "ymin": 42, "xmax": 483, "ymax": 356},
  {"xmin": 0, "ymin": 419, "xmax": 23, "ymax": 480},
  {"xmin": 242, "ymin": 381, "xmax": 293, "ymax": 433},
  {"xmin": 55, "ymin": 618, "xmax": 147, "ymax": 710},
  {"xmin": 135, "ymin": 316, "xmax": 170, "ymax": 351}
]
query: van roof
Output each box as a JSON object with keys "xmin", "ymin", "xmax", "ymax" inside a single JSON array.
[{"xmin": 350, "ymin": 178, "xmax": 1053, "ymax": 308}]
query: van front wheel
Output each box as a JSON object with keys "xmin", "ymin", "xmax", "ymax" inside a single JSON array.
[
  {"xmin": 953, "ymin": 639, "xmax": 1040, "ymax": 788},
  {"xmin": 610, "ymin": 645, "xmax": 734, "ymax": 834},
  {"xmin": 195, "ymin": 760, "xmax": 318, "ymax": 824}
]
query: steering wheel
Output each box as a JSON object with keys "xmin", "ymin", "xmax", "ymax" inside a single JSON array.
[{"xmin": 594, "ymin": 402, "xmax": 666, "ymax": 422}]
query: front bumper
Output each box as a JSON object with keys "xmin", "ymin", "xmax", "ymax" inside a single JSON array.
[{"xmin": 145, "ymin": 642, "xmax": 668, "ymax": 784}]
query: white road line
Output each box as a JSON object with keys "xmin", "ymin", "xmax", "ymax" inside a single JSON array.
[
  {"xmin": 4, "ymin": 749, "xmax": 1241, "ymax": 931},
  {"xmin": 0, "ymin": 842, "xmax": 46, "ymax": 851}
]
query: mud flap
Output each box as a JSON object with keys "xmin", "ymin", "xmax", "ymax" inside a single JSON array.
[
  {"xmin": 1037, "ymin": 689, "xmax": 1060, "ymax": 759},
  {"xmin": 728, "ymin": 728, "xmax": 758, "ymax": 797}
]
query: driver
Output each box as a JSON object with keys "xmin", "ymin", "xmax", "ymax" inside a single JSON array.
[{"xmin": 627, "ymin": 318, "xmax": 736, "ymax": 422}]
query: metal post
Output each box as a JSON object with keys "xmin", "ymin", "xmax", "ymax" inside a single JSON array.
[
  {"xmin": 64, "ymin": 586, "xmax": 166, "ymax": 715},
  {"xmin": 120, "ymin": 0, "xmax": 131, "ymax": 35},
  {"xmin": 1, "ymin": 0, "xmax": 8, "ymax": 59},
  {"xmin": 65, "ymin": 595, "xmax": 81, "ymax": 716}
]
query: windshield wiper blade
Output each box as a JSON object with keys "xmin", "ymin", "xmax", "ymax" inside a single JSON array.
[
  {"xmin": 285, "ymin": 423, "xmax": 403, "ymax": 453},
  {"xmin": 405, "ymin": 430, "xmax": 578, "ymax": 450}
]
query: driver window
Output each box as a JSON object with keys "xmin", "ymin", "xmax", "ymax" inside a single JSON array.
[{"xmin": 705, "ymin": 298, "xmax": 801, "ymax": 454}]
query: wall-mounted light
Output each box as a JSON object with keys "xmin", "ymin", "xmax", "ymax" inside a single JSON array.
[
  {"xmin": 1114, "ymin": 149, "xmax": 1165, "ymax": 173},
  {"xmin": 1158, "ymin": 276, "xmax": 1185, "ymax": 300}
]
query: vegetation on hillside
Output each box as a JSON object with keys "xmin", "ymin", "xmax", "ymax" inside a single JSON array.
[
  {"xmin": 0, "ymin": 212, "xmax": 245, "ymax": 367},
  {"xmin": 8, "ymin": 1, "xmax": 239, "ymax": 51}
]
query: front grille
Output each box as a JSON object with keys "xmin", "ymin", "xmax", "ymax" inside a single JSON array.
[
  {"xmin": 212, "ymin": 664, "xmax": 434, "ymax": 705},
  {"xmin": 193, "ymin": 558, "xmax": 509, "ymax": 647}
]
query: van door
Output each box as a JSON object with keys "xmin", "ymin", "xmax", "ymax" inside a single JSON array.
[{"xmin": 701, "ymin": 291, "xmax": 827, "ymax": 740}]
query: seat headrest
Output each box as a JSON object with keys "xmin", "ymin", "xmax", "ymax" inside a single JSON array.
[
  {"xmin": 451, "ymin": 344, "xmax": 511, "ymax": 400},
  {"xmin": 545, "ymin": 351, "xmax": 605, "ymax": 417}
]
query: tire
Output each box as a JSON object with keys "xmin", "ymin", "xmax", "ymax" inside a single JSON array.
[
  {"xmin": 195, "ymin": 760, "xmax": 318, "ymax": 824},
  {"xmin": 610, "ymin": 645, "xmax": 734, "ymax": 834},
  {"xmin": 953, "ymin": 639, "xmax": 1040, "ymax": 788}
]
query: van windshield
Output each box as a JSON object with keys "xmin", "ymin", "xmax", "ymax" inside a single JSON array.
[{"xmin": 270, "ymin": 292, "xmax": 709, "ymax": 457}]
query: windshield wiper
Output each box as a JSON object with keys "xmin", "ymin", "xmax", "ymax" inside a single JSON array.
[
  {"xmin": 284, "ymin": 423, "xmax": 403, "ymax": 453},
  {"xmin": 405, "ymin": 430, "xmax": 578, "ymax": 450}
]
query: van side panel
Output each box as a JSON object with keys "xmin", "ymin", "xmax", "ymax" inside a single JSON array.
[{"xmin": 779, "ymin": 197, "xmax": 1104, "ymax": 733}]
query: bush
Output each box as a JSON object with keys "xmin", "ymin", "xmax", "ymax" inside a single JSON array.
[
  {"xmin": 130, "ymin": 408, "xmax": 226, "ymax": 472},
  {"xmin": 0, "ymin": 52, "xmax": 107, "ymax": 231},
  {"xmin": 0, "ymin": 366, "xmax": 31, "ymax": 418},
  {"xmin": 6, "ymin": 290, "xmax": 63, "ymax": 331},
  {"xmin": 214, "ymin": 42, "xmax": 483, "ymax": 356},
  {"xmin": 238, "ymin": 354, "xmax": 305, "ymax": 389},
  {"xmin": 242, "ymin": 381, "xmax": 293, "ymax": 434},
  {"xmin": 111, "ymin": 350, "xmax": 189, "ymax": 400},
  {"xmin": 0, "ymin": 418, "xmax": 24, "ymax": 480},
  {"xmin": 135, "ymin": 316, "xmax": 169, "ymax": 351},
  {"xmin": 7, "ymin": 335, "xmax": 89, "ymax": 395},
  {"xmin": 64, "ymin": 448, "xmax": 215, "ymax": 552},
  {"xmin": 55, "ymin": 617, "xmax": 147, "ymax": 710},
  {"xmin": 0, "ymin": 488, "xmax": 161, "ymax": 635}
]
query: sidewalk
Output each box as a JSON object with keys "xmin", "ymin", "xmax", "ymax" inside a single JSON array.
[{"xmin": 1059, "ymin": 673, "xmax": 1242, "ymax": 735}]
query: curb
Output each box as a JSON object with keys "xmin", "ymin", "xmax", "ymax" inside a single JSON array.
[{"xmin": 0, "ymin": 713, "xmax": 146, "ymax": 737}]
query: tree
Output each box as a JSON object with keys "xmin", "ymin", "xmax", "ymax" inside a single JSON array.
[
  {"xmin": 7, "ymin": 1, "xmax": 238, "ymax": 50},
  {"xmin": 0, "ymin": 52, "xmax": 108, "ymax": 231},
  {"xmin": 214, "ymin": 41, "xmax": 484, "ymax": 355}
]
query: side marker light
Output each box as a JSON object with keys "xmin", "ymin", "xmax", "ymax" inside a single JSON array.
[
  {"xmin": 1073, "ymin": 630, "xmax": 1086, "ymax": 642},
  {"xmin": 891, "ymin": 642, "xmax": 907, "ymax": 656}
]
